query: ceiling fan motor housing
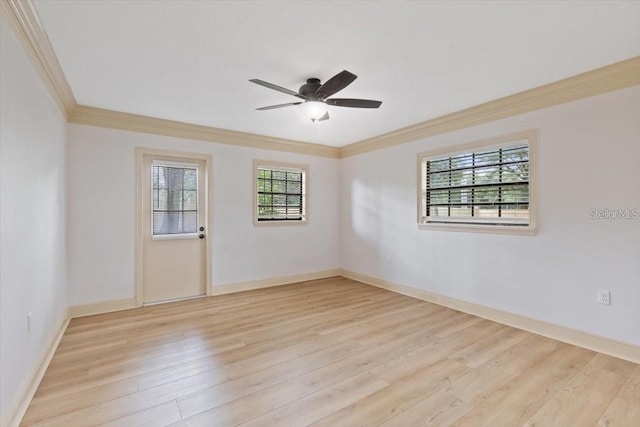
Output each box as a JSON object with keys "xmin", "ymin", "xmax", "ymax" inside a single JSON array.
[{"xmin": 299, "ymin": 78, "xmax": 322, "ymax": 98}]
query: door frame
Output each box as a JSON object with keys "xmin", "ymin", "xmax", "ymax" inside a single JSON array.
[{"xmin": 135, "ymin": 147, "xmax": 213, "ymax": 307}]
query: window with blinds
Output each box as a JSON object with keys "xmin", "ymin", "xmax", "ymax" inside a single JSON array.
[
  {"xmin": 255, "ymin": 161, "xmax": 307, "ymax": 223},
  {"xmin": 152, "ymin": 164, "xmax": 198, "ymax": 235},
  {"xmin": 419, "ymin": 135, "xmax": 534, "ymax": 229}
]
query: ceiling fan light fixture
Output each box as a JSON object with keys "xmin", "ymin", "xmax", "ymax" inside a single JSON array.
[{"xmin": 300, "ymin": 101, "xmax": 327, "ymax": 122}]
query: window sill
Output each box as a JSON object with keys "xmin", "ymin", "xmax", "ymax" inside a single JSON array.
[
  {"xmin": 417, "ymin": 222, "xmax": 536, "ymax": 236},
  {"xmin": 254, "ymin": 219, "xmax": 308, "ymax": 227}
]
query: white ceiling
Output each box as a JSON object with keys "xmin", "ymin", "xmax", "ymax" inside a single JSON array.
[{"xmin": 34, "ymin": 1, "xmax": 640, "ymax": 147}]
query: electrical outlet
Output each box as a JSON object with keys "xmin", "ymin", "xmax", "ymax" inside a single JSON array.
[
  {"xmin": 27, "ymin": 312, "xmax": 33, "ymax": 333},
  {"xmin": 597, "ymin": 290, "xmax": 611, "ymax": 305}
]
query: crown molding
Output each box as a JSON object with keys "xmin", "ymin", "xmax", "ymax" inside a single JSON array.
[
  {"xmin": 340, "ymin": 56, "xmax": 640, "ymax": 158},
  {"xmin": 0, "ymin": 0, "xmax": 77, "ymax": 118},
  {"xmin": 69, "ymin": 105, "xmax": 341, "ymax": 158}
]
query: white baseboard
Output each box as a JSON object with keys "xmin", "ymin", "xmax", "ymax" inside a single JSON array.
[
  {"xmin": 3, "ymin": 316, "xmax": 69, "ymax": 427},
  {"xmin": 211, "ymin": 269, "xmax": 342, "ymax": 296},
  {"xmin": 340, "ymin": 269, "xmax": 640, "ymax": 364},
  {"xmin": 68, "ymin": 297, "xmax": 136, "ymax": 318}
]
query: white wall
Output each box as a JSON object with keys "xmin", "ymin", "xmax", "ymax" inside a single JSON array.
[
  {"xmin": 341, "ymin": 87, "xmax": 640, "ymax": 346},
  {"xmin": 0, "ymin": 20, "xmax": 68, "ymax": 425},
  {"xmin": 67, "ymin": 125, "xmax": 340, "ymax": 305}
]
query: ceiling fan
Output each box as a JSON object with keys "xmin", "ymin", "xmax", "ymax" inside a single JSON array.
[{"xmin": 249, "ymin": 70, "xmax": 382, "ymax": 122}]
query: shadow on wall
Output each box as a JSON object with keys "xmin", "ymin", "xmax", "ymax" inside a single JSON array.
[{"xmin": 350, "ymin": 176, "xmax": 415, "ymax": 280}]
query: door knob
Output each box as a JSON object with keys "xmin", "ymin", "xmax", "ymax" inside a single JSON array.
[
  {"xmin": 199, "ymin": 234, "xmax": 205, "ymax": 239},
  {"xmin": 199, "ymin": 226, "xmax": 205, "ymax": 232}
]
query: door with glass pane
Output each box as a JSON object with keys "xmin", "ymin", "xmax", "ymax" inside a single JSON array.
[{"xmin": 142, "ymin": 156, "xmax": 206, "ymax": 304}]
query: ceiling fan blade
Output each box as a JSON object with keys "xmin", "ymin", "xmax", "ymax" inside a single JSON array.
[
  {"xmin": 256, "ymin": 102, "xmax": 302, "ymax": 111},
  {"xmin": 317, "ymin": 111, "xmax": 330, "ymax": 122},
  {"xmin": 249, "ymin": 79, "xmax": 306, "ymax": 99},
  {"xmin": 325, "ymin": 98, "xmax": 382, "ymax": 108},
  {"xmin": 315, "ymin": 70, "xmax": 357, "ymax": 99}
]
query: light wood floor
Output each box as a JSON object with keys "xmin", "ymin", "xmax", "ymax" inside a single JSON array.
[{"xmin": 22, "ymin": 277, "xmax": 639, "ymax": 426}]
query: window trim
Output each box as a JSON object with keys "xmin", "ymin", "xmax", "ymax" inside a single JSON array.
[
  {"xmin": 253, "ymin": 159, "xmax": 308, "ymax": 227},
  {"xmin": 416, "ymin": 130, "xmax": 537, "ymax": 235}
]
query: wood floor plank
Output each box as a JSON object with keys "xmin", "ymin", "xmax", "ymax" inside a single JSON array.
[
  {"xmin": 448, "ymin": 333, "xmax": 560, "ymax": 404},
  {"xmin": 99, "ymin": 400, "xmax": 182, "ymax": 427},
  {"xmin": 313, "ymin": 296, "xmax": 428, "ymax": 335},
  {"xmin": 238, "ymin": 372, "xmax": 389, "ymax": 427},
  {"xmin": 27, "ymin": 370, "xmax": 228, "ymax": 426},
  {"xmin": 35, "ymin": 337, "xmax": 246, "ymax": 398},
  {"xmin": 32, "ymin": 369, "xmax": 147, "ymax": 407},
  {"xmin": 597, "ymin": 365, "xmax": 640, "ymax": 427},
  {"xmin": 431, "ymin": 312, "xmax": 484, "ymax": 337},
  {"xmin": 137, "ymin": 332, "xmax": 347, "ymax": 391},
  {"xmin": 380, "ymin": 390, "xmax": 473, "ymax": 427},
  {"xmin": 22, "ymin": 378, "xmax": 138, "ymax": 425},
  {"xmin": 523, "ymin": 354, "xmax": 628, "ymax": 427},
  {"xmin": 448, "ymin": 326, "xmax": 529, "ymax": 368},
  {"xmin": 20, "ymin": 277, "xmax": 639, "ymax": 427},
  {"xmin": 369, "ymin": 320, "xmax": 505, "ymax": 384},
  {"xmin": 310, "ymin": 359, "xmax": 470, "ymax": 426},
  {"xmin": 588, "ymin": 352, "xmax": 638, "ymax": 377},
  {"xmin": 324, "ymin": 304, "xmax": 448, "ymax": 345},
  {"xmin": 451, "ymin": 344, "xmax": 595, "ymax": 427}
]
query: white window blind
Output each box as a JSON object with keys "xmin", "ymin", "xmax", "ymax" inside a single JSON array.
[{"xmin": 152, "ymin": 164, "xmax": 198, "ymax": 235}]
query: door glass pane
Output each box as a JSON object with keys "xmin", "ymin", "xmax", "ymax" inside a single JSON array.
[{"xmin": 152, "ymin": 165, "xmax": 198, "ymax": 235}]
